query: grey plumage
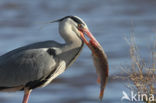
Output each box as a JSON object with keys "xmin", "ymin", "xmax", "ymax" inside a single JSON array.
[
  {"xmin": 0, "ymin": 40, "xmax": 83, "ymax": 88},
  {"xmin": 0, "ymin": 16, "xmax": 90, "ymax": 103},
  {"xmin": 0, "ymin": 41, "xmax": 58, "ymax": 87}
]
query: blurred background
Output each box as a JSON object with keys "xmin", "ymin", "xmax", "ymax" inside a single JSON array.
[{"xmin": 0, "ymin": 0, "xmax": 156, "ymax": 103}]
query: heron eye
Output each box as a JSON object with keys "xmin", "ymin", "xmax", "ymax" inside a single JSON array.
[{"xmin": 78, "ymin": 24, "xmax": 83, "ymax": 28}]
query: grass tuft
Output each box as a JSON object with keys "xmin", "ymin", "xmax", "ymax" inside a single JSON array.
[{"xmin": 120, "ymin": 35, "xmax": 156, "ymax": 103}]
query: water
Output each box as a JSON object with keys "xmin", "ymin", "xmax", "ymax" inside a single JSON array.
[{"xmin": 0, "ymin": 0, "xmax": 156, "ymax": 103}]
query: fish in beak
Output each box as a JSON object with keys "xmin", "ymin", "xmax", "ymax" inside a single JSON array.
[
  {"xmin": 78, "ymin": 27, "xmax": 100, "ymax": 49},
  {"xmin": 78, "ymin": 27, "xmax": 109, "ymax": 101}
]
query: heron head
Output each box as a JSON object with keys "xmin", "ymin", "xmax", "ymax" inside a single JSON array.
[
  {"xmin": 70, "ymin": 16, "xmax": 100, "ymax": 48},
  {"xmin": 50, "ymin": 16, "xmax": 99, "ymax": 47}
]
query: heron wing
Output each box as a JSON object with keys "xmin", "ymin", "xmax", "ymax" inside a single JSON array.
[{"xmin": 0, "ymin": 48, "xmax": 58, "ymax": 87}]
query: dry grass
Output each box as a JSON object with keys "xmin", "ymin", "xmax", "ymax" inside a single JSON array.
[{"xmin": 121, "ymin": 35, "xmax": 156, "ymax": 103}]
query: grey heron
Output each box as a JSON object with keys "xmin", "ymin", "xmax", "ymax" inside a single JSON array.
[{"xmin": 0, "ymin": 16, "xmax": 99, "ymax": 103}]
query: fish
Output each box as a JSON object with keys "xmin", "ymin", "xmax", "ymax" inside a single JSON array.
[
  {"xmin": 88, "ymin": 39, "xmax": 109, "ymax": 101},
  {"xmin": 79, "ymin": 30, "xmax": 109, "ymax": 100}
]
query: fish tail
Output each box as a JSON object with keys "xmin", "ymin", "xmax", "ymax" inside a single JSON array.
[
  {"xmin": 99, "ymin": 76, "xmax": 108, "ymax": 101},
  {"xmin": 99, "ymin": 87, "xmax": 104, "ymax": 101}
]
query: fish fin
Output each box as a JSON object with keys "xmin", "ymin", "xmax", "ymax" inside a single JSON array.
[
  {"xmin": 97, "ymin": 77, "xmax": 100, "ymax": 84},
  {"xmin": 99, "ymin": 88, "xmax": 104, "ymax": 101}
]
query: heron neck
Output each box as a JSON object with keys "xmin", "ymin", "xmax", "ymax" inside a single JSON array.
[
  {"xmin": 62, "ymin": 34, "xmax": 83, "ymax": 52},
  {"xmin": 60, "ymin": 38, "xmax": 84, "ymax": 68},
  {"xmin": 58, "ymin": 22, "xmax": 84, "ymax": 67},
  {"xmin": 60, "ymin": 26, "xmax": 83, "ymax": 52}
]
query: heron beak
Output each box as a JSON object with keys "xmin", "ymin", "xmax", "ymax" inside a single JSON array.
[{"xmin": 79, "ymin": 28, "xmax": 100, "ymax": 48}]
